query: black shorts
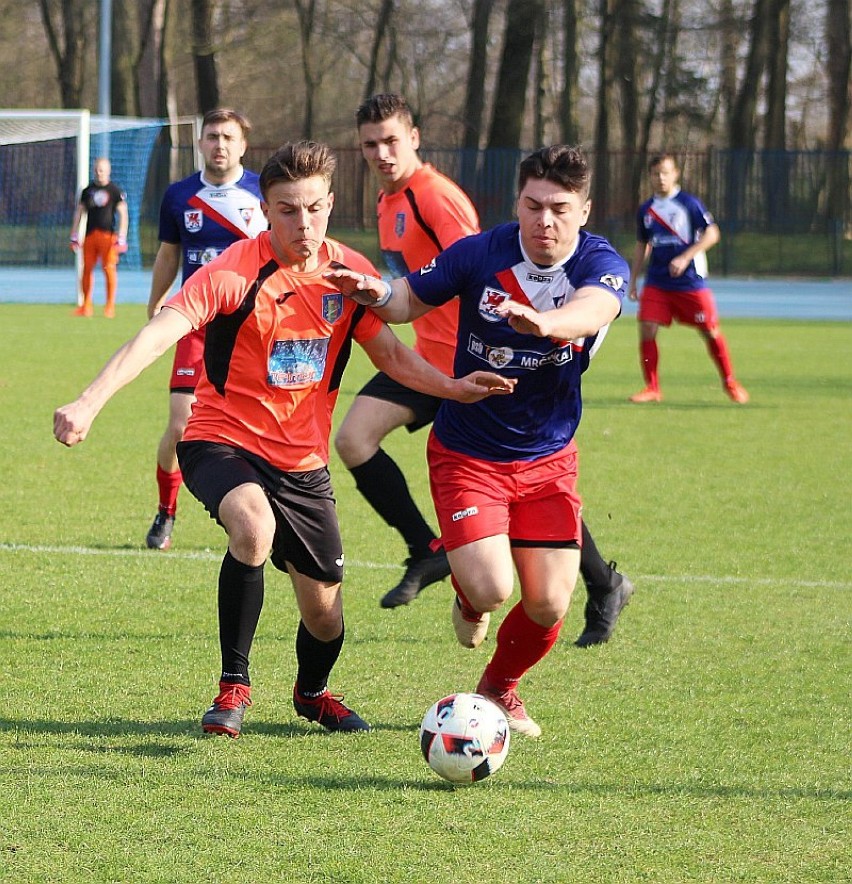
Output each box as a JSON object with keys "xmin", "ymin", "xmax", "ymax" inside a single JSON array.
[
  {"xmin": 358, "ymin": 371, "xmax": 443, "ymax": 433},
  {"xmin": 176, "ymin": 440, "xmax": 344, "ymax": 583}
]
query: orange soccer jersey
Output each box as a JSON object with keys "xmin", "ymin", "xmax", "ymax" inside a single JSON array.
[
  {"xmin": 165, "ymin": 232, "xmax": 383, "ymax": 472},
  {"xmin": 376, "ymin": 164, "xmax": 479, "ymax": 376}
]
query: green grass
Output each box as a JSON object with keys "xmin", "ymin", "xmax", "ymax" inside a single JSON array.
[{"xmin": 1, "ymin": 305, "xmax": 850, "ymax": 882}]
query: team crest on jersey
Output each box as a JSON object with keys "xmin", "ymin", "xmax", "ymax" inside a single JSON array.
[
  {"xmin": 478, "ymin": 287, "xmax": 512, "ymax": 322},
  {"xmin": 322, "ymin": 293, "xmax": 343, "ymax": 323},
  {"xmin": 394, "ymin": 212, "xmax": 406, "ymax": 238},
  {"xmin": 184, "ymin": 210, "xmax": 203, "ymax": 232},
  {"xmin": 240, "ymin": 207, "xmax": 255, "ymax": 224},
  {"xmin": 599, "ymin": 273, "xmax": 624, "ymax": 291}
]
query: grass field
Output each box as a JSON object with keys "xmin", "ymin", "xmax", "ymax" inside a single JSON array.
[{"xmin": 1, "ymin": 305, "xmax": 849, "ymax": 883}]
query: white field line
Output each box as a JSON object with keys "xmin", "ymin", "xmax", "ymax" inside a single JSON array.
[{"xmin": 1, "ymin": 542, "xmax": 849, "ymax": 590}]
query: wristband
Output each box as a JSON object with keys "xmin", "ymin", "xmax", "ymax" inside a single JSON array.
[{"xmin": 374, "ymin": 280, "xmax": 393, "ymax": 308}]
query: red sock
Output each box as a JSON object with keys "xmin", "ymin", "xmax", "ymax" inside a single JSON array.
[
  {"xmin": 156, "ymin": 465, "xmax": 182, "ymax": 516},
  {"xmin": 640, "ymin": 339, "xmax": 659, "ymax": 389},
  {"xmin": 451, "ymin": 575, "xmax": 481, "ymax": 621},
  {"xmin": 705, "ymin": 333, "xmax": 735, "ymax": 384},
  {"xmin": 483, "ymin": 602, "xmax": 563, "ymax": 690}
]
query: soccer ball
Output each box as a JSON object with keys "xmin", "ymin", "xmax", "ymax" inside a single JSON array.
[{"xmin": 419, "ymin": 692, "xmax": 510, "ymax": 784}]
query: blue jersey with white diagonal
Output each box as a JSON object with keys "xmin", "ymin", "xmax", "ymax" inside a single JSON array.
[
  {"xmin": 637, "ymin": 188, "xmax": 715, "ymax": 291},
  {"xmin": 407, "ymin": 222, "xmax": 628, "ymax": 461},
  {"xmin": 158, "ymin": 169, "xmax": 266, "ymax": 282}
]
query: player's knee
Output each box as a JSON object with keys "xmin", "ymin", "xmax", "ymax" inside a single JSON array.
[{"xmin": 334, "ymin": 425, "xmax": 377, "ymax": 467}]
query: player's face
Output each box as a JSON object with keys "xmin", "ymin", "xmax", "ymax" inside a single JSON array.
[
  {"xmin": 93, "ymin": 160, "xmax": 111, "ymax": 185},
  {"xmin": 516, "ymin": 178, "xmax": 591, "ymax": 267},
  {"xmin": 650, "ymin": 159, "xmax": 679, "ymax": 196},
  {"xmin": 199, "ymin": 120, "xmax": 247, "ymax": 181},
  {"xmin": 262, "ymin": 176, "xmax": 334, "ymax": 272},
  {"xmin": 358, "ymin": 115, "xmax": 421, "ymax": 193}
]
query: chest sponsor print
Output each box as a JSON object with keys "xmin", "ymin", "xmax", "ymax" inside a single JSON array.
[
  {"xmin": 467, "ymin": 333, "xmax": 573, "ymax": 371},
  {"xmin": 267, "ymin": 338, "xmax": 330, "ymax": 388}
]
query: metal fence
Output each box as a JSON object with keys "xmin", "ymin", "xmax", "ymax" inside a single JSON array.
[{"xmin": 137, "ymin": 144, "xmax": 851, "ymax": 276}]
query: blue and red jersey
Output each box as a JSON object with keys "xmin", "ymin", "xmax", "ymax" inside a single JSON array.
[
  {"xmin": 158, "ymin": 169, "xmax": 266, "ymax": 282},
  {"xmin": 637, "ymin": 188, "xmax": 715, "ymax": 291},
  {"xmin": 407, "ymin": 222, "xmax": 628, "ymax": 462}
]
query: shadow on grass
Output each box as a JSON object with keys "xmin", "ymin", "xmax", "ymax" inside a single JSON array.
[{"xmin": 1, "ymin": 718, "xmax": 847, "ymax": 801}]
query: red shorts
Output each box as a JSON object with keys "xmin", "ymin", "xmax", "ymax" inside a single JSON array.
[
  {"xmin": 637, "ymin": 284, "xmax": 719, "ymax": 330},
  {"xmin": 427, "ymin": 433, "xmax": 582, "ymax": 552},
  {"xmin": 169, "ymin": 328, "xmax": 205, "ymax": 392}
]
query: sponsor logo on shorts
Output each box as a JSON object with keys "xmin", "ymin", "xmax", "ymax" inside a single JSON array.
[
  {"xmin": 478, "ymin": 287, "xmax": 512, "ymax": 322},
  {"xmin": 176, "ymin": 368, "xmax": 196, "ymax": 376},
  {"xmin": 335, "ymin": 555, "xmax": 345, "ymax": 567},
  {"xmin": 452, "ymin": 506, "xmax": 479, "ymax": 522}
]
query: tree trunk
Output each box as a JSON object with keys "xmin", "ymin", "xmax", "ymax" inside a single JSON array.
[
  {"xmin": 764, "ymin": 0, "xmax": 789, "ymax": 150},
  {"xmin": 559, "ymin": 0, "xmax": 580, "ymax": 144},
  {"xmin": 487, "ymin": 0, "xmax": 544, "ymax": 149},
  {"xmin": 111, "ymin": 0, "xmax": 137, "ymax": 116},
  {"xmin": 825, "ymin": 0, "xmax": 851, "ymax": 231},
  {"xmin": 38, "ymin": 0, "xmax": 88, "ymax": 108},
  {"xmin": 592, "ymin": 0, "xmax": 616, "ymax": 228},
  {"xmin": 294, "ymin": 0, "xmax": 318, "ymax": 139},
  {"xmin": 191, "ymin": 0, "xmax": 219, "ymax": 114},
  {"xmin": 462, "ymin": 0, "xmax": 494, "ymax": 150},
  {"xmin": 362, "ymin": 0, "xmax": 395, "ymax": 101}
]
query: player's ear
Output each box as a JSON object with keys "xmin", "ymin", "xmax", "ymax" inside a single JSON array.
[
  {"xmin": 327, "ymin": 191, "xmax": 335, "ymax": 212},
  {"xmin": 261, "ymin": 201, "xmax": 269, "ymax": 220},
  {"xmin": 410, "ymin": 127, "xmax": 421, "ymax": 151}
]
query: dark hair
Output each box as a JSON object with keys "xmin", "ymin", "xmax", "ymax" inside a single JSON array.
[
  {"xmin": 356, "ymin": 93, "xmax": 415, "ymax": 129},
  {"xmin": 517, "ymin": 145, "xmax": 591, "ymax": 200},
  {"xmin": 201, "ymin": 108, "xmax": 252, "ymax": 139},
  {"xmin": 648, "ymin": 152, "xmax": 678, "ymax": 171},
  {"xmin": 259, "ymin": 141, "xmax": 337, "ymax": 198}
]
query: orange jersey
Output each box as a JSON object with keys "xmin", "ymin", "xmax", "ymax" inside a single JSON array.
[
  {"xmin": 377, "ymin": 164, "xmax": 479, "ymax": 375},
  {"xmin": 165, "ymin": 232, "xmax": 383, "ymax": 471}
]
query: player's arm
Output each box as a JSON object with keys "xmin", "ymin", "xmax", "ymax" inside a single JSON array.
[
  {"xmin": 115, "ymin": 200, "xmax": 129, "ymax": 250},
  {"xmin": 628, "ymin": 241, "xmax": 650, "ymax": 301},
  {"xmin": 669, "ymin": 223, "xmax": 720, "ymax": 278},
  {"xmin": 54, "ymin": 308, "xmax": 193, "ymax": 447},
  {"xmin": 324, "ymin": 271, "xmax": 432, "ymax": 324},
  {"xmin": 147, "ymin": 242, "xmax": 182, "ymax": 319},
  {"xmin": 496, "ymin": 286, "xmax": 621, "ymax": 341},
  {"xmin": 69, "ymin": 202, "xmax": 85, "ymax": 251},
  {"xmin": 361, "ymin": 324, "xmax": 515, "ymax": 403}
]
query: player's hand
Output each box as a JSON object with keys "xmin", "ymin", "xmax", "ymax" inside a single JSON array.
[
  {"xmin": 53, "ymin": 401, "xmax": 95, "ymax": 447},
  {"xmin": 627, "ymin": 285, "xmax": 640, "ymax": 302},
  {"xmin": 323, "ymin": 269, "xmax": 389, "ymax": 306},
  {"xmin": 69, "ymin": 234, "xmax": 80, "ymax": 253},
  {"xmin": 116, "ymin": 236, "xmax": 128, "ymax": 255},
  {"xmin": 494, "ymin": 300, "xmax": 551, "ymax": 337},
  {"xmin": 451, "ymin": 371, "xmax": 516, "ymax": 403},
  {"xmin": 669, "ymin": 255, "xmax": 689, "ymax": 277}
]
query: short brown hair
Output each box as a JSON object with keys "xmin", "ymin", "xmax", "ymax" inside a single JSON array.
[
  {"xmin": 517, "ymin": 145, "xmax": 591, "ymax": 200},
  {"xmin": 201, "ymin": 108, "xmax": 252, "ymax": 140},
  {"xmin": 648, "ymin": 152, "xmax": 678, "ymax": 171},
  {"xmin": 259, "ymin": 141, "xmax": 337, "ymax": 199},
  {"xmin": 356, "ymin": 93, "xmax": 415, "ymax": 130}
]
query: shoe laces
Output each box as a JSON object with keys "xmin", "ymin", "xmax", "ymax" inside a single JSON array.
[
  {"xmin": 213, "ymin": 683, "xmax": 251, "ymax": 710},
  {"xmin": 304, "ymin": 690, "xmax": 352, "ymax": 722}
]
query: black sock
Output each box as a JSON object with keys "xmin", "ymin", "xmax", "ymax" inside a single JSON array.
[
  {"xmin": 579, "ymin": 522, "xmax": 613, "ymax": 593},
  {"xmin": 350, "ymin": 449, "xmax": 436, "ymax": 557},
  {"xmin": 217, "ymin": 550, "xmax": 265, "ymax": 686},
  {"xmin": 295, "ymin": 619, "xmax": 344, "ymax": 696}
]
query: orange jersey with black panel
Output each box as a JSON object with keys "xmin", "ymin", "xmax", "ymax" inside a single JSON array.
[
  {"xmin": 165, "ymin": 232, "xmax": 383, "ymax": 471},
  {"xmin": 377, "ymin": 164, "xmax": 479, "ymax": 375}
]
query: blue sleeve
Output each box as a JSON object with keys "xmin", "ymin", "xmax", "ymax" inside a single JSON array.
[
  {"xmin": 577, "ymin": 243, "xmax": 630, "ymax": 303},
  {"xmin": 636, "ymin": 202, "xmax": 649, "ymax": 242},
  {"xmin": 405, "ymin": 237, "xmax": 471, "ymax": 307}
]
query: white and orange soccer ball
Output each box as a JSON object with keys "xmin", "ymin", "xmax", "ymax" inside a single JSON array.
[{"xmin": 419, "ymin": 692, "xmax": 510, "ymax": 784}]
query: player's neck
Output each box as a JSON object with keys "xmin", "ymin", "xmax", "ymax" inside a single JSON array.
[
  {"xmin": 383, "ymin": 160, "xmax": 423, "ymax": 195},
  {"xmin": 654, "ymin": 185, "xmax": 680, "ymax": 199},
  {"xmin": 201, "ymin": 165, "xmax": 244, "ymax": 188}
]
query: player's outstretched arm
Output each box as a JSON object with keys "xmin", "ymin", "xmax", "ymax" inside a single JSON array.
[
  {"xmin": 362, "ymin": 326, "xmax": 515, "ymax": 403},
  {"xmin": 54, "ymin": 308, "xmax": 193, "ymax": 447},
  {"xmin": 323, "ymin": 270, "xmax": 431, "ymax": 324},
  {"xmin": 496, "ymin": 287, "xmax": 621, "ymax": 340}
]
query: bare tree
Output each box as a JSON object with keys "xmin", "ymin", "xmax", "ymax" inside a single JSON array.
[
  {"xmin": 825, "ymin": 0, "xmax": 851, "ymax": 229},
  {"xmin": 462, "ymin": 0, "xmax": 495, "ymax": 150},
  {"xmin": 362, "ymin": 0, "xmax": 395, "ymax": 101},
  {"xmin": 38, "ymin": 0, "xmax": 89, "ymax": 108},
  {"xmin": 191, "ymin": 0, "xmax": 220, "ymax": 113},
  {"xmin": 764, "ymin": 0, "xmax": 790, "ymax": 150},
  {"xmin": 487, "ymin": 0, "xmax": 544, "ymax": 149},
  {"xmin": 294, "ymin": 0, "xmax": 320, "ymax": 137},
  {"xmin": 558, "ymin": 0, "xmax": 580, "ymax": 144}
]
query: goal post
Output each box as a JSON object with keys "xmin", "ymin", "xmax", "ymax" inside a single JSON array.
[{"xmin": 0, "ymin": 111, "xmax": 196, "ymax": 298}]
